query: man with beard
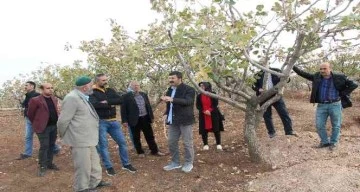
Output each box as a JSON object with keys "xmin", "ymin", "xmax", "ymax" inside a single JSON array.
[
  {"xmin": 27, "ymin": 83, "xmax": 59, "ymax": 177},
  {"xmin": 161, "ymin": 71, "xmax": 196, "ymax": 173},
  {"xmin": 89, "ymin": 73, "xmax": 137, "ymax": 177},
  {"xmin": 17, "ymin": 81, "xmax": 61, "ymax": 160},
  {"xmin": 58, "ymin": 76, "xmax": 110, "ymax": 192}
]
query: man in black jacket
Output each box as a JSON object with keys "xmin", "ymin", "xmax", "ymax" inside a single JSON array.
[
  {"xmin": 89, "ymin": 74, "xmax": 137, "ymax": 176},
  {"xmin": 161, "ymin": 71, "xmax": 196, "ymax": 173},
  {"xmin": 252, "ymin": 68, "xmax": 295, "ymax": 138},
  {"xmin": 17, "ymin": 81, "xmax": 40, "ymax": 160},
  {"xmin": 293, "ymin": 63, "xmax": 358, "ymax": 150},
  {"xmin": 121, "ymin": 81, "xmax": 165, "ymax": 157}
]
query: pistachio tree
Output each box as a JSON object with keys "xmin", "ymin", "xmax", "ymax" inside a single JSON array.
[{"xmin": 149, "ymin": 0, "xmax": 360, "ymax": 163}]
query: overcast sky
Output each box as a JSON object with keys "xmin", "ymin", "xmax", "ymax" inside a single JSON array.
[
  {"xmin": 1, "ymin": 0, "xmax": 346, "ymax": 86},
  {"xmin": 0, "ymin": 0, "xmax": 164, "ymax": 85}
]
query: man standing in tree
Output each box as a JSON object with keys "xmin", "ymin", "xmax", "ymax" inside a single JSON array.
[
  {"xmin": 293, "ymin": 63, "xmax": 358, "ymax": 150},
  {"xmin": 252, "ymin": 68, "xmax": 296, "ymax": 138}
]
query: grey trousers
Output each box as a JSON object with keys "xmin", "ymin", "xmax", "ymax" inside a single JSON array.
[
  {"xmin": 72, "ymin": 146, "xmax": 102, "ymax": 192},
  {"xmin": 168, "ymin": 124, "xmax": 194, "ymax": 165}
]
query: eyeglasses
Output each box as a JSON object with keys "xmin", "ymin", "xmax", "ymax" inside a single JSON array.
[{"xmin": 45, "ymin": 87, "xmax": 54, "ymax": 89}]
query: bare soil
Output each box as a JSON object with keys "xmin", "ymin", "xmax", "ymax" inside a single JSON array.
[{"xmin": 0, "ymin": 92, "xmax": 360, "ymax": 192}]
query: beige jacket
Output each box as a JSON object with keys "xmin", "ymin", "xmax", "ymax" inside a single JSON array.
[{"xmin": 57, "ymin": 89, "xmax": 99, "ymax": 147}]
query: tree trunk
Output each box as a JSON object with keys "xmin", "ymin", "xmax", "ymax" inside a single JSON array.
[{"xmin": 244, "ymin": 102, "xmax": 267, "ymax": 164}]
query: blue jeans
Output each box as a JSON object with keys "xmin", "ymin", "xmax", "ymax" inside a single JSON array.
[
  {"xmin": 23, "ymin": 117, "xmax": 60, "ymax": 156},
  {"xmin": 263, "ymin": 98, "xmax": 293, "ymax": 135},
  {"xmin": 97, "ymin": 120, "xmax": 130, "ymax": 169},
  {"xmin": 316, "ymin": 101, "xmax": 342, "ymax": 144}
]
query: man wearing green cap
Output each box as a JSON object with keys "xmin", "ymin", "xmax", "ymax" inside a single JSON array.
[{"xmin": 58, "ymin": 76, "xmax": 110, "ymax": 192}]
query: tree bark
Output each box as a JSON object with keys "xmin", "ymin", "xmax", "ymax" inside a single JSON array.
[{"xmin": 244, "ymin": 101, "xmax": 267, "ymax": 164}]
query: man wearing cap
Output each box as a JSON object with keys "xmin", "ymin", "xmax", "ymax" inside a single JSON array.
[
  {"xmin": 27, "ymin": 83, "xmax": 59, "ymax": 177},
  {"xmin": 58, "ymin": 76, "xmax": 110, "ymax": 192},
  {"xmin": 89, "ymin": 73, "xmax": 137, "ymax": 177}
]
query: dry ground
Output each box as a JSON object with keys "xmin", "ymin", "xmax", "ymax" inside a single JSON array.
[{"xmin": 0, "ymin": 91, "xmax": 360, "ymax": 192}]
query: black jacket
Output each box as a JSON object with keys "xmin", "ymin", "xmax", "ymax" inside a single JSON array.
[
  {"xmin": 252, "ymin": 68, "xmax": 288, "ymax": 96},
  {"xmin": 293, "ymin": 66, "xmax": 358, "ymax": 105},
  {"xmin": 22, "ymin": 90, "xmax": 40, "ymax": 117},
  {"xmin": 121, "ymin": 92, "xmax": 154, "ymax": 127},
  {"xmin": 196, "ymin": 93, "xmax": 224, "ymax": 134},
  {"xmin": 89, "ymin": 87, "xmax": 122, "ymax": 119},
  {"xmin": 164, "ymin": 83, "xmax": 195, "ymax": 126}
]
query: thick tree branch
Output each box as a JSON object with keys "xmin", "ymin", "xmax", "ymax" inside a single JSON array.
[{"xmin": 167, "ymin": 30, "xmax": 247, "ymax": 111}]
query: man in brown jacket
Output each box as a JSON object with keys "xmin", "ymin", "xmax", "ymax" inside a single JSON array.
[{"xmin": 27, "ymin": 83, "xmax": 59, "ymax": 177}]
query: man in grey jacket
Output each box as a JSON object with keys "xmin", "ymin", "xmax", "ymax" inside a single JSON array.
[{"xmin": 57, "ymin": 76, "xmax": 110, "ymax": 192}]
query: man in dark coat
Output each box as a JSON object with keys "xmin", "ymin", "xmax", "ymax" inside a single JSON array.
[
  {"xmin": 17, "ymin": 81, "xmax": 40, "ymax": 160},
  {"xmin": 17, "ymin": 81, "xmax": 61, "ymax": 160},
  {"xmin": 161, "ymin": 71, "xmax": 196, "ymax": 173},
  {"xmin": 121, "ymin": 80, "xmax": 165, "ymax": 157},
  {"xmin": 252, "ymin": 68, "xmax": 295, "ymax": 138},
  {"xmin": 196, "ymin": 82, "xmax": 224, "ymax": 151},
  {"xmin": 293, "ymin": 63, "xmax": 358, "ymax": 150},
  {"xmin": 27, "ymin": 83, "xmax": 59, "ymax": 176}
]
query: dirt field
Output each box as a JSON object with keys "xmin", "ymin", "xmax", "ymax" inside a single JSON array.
[{"xmin": 0, "ymin": 93, "xmax": 360, "ymax": 192}]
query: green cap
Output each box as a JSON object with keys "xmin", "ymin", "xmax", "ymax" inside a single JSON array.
[{"xmin": 75, "ymin": 76, "xmax": 92, "ymax": 86}]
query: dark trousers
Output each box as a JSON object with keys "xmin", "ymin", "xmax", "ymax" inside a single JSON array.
[
  {"xmin": 36, "ymin": 125, "xmax": 57, "ymax": 168},
  {"xmin": 201, "ymin": 131, "xmax": 221, "ymax": 145},
  {"xmin": 130, "ymin": 115, "xmax": 159, "ymax": 154},
  {"xmin": 263, "ymin": 98, "xmax": 293, "ymax": 135}
]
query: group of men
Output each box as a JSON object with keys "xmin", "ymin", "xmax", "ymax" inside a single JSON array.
[
  {"xmin": 16, "ymin": 63, "xmax": 358, "ymax": 191},
  {"xmin": 17, "ymin": 71, "xmax": 196, "ymax": 192},
  {"xmin": 253, "ymin": 62, "xmax": 358, "ymax": 150}
]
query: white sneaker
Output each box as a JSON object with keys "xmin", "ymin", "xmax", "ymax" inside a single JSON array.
[
  {"xmin": 163, "ymin": 162, "xmax": 182, "ymax": 171},
  {"xmin": 203, "ymin": 145, "xmax": 209, "ymax": 150},
  {"xmin": 181, "ymin": 163, "xmax": 193, "ymax": 173},
  {"xmin": 216, "ymin": 145, "xmax": 223, "ymax": 151}
]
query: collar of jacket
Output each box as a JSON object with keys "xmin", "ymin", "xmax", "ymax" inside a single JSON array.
[{"xmin": 92, "ymin": 85, "xmax": 106, "ymax": 93}]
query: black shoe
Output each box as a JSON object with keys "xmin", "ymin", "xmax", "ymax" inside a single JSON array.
[
  {"xmin": 95, "ymin": 180, "xmax": 111, "ymax": 188},
  {"xmin": 16, "ymin": 154, "xmax": 31, "ymax": 160},
  {"xmin": 106, "ymin": 167, "xmax": 116, "ymax": 176},
  {"xmin": 269, "ymin": 133, "xmax": 276, "ymax": 138},
  {"xmin": 286, "ymin": 132, "xmax": 298, "ymax": 137},
  {"xmin": 48, "ymin": 164, "xmax": 60, "ymax": 171},
  {"xmin": 53, "ymin": 149, "xmax": 60, "ymax": 155},
  {"xmin": 316, "ymin": 143, "xmax": 330, "ymax": 148},
  {"xmin": 122, "ymin": 164, "xmax": 137, "ymax": 173},
  {"xmin": 329, "ymin": 143, "xmax": 337, "ymax": 151},
  {"xmin": 37, "ymin": 167, "xmax": 46, "ymax": 177}
]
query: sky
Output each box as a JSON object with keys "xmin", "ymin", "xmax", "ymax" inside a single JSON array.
[
  {"xmin": 0, "ymin": 0, "xmax": 277, "ymax": 86},
  {"xmin": 1, "ymin": 0, "xmax": 352, "ymax": 86},
  {"xmin": 0, "ymin": 0, "xmax": 162, "ymax": 85}
]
